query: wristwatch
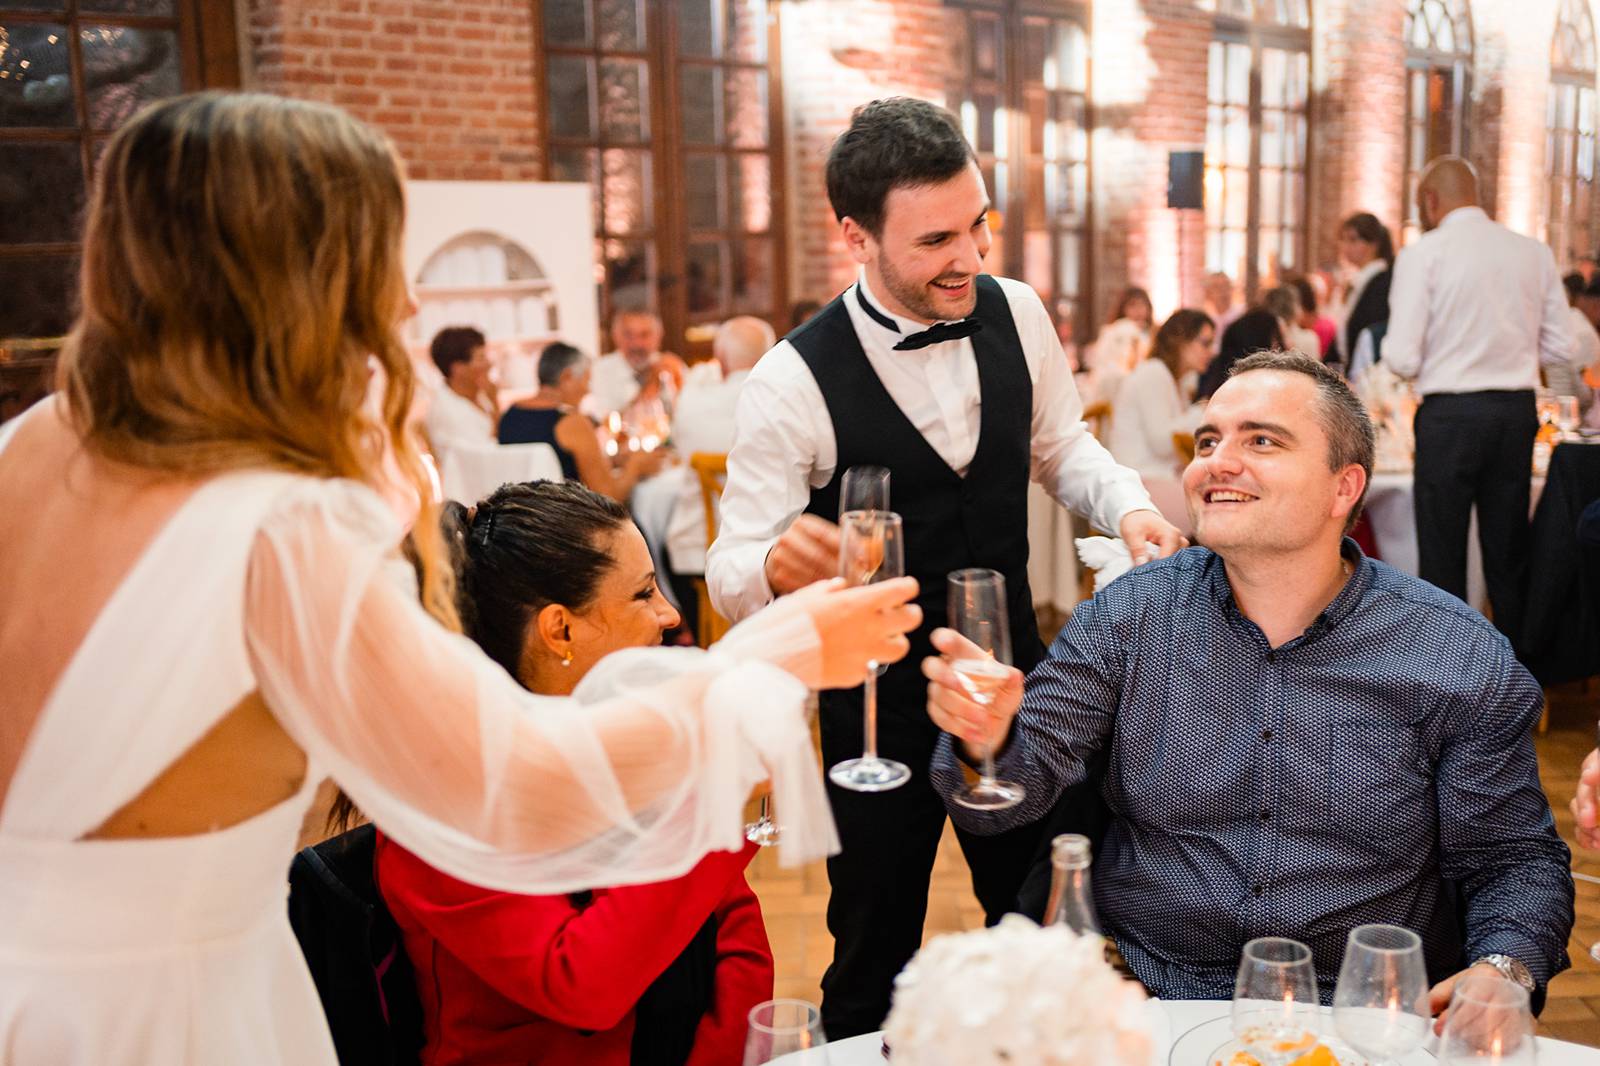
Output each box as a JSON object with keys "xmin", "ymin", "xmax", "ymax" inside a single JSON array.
[{"xmin": 1474, "ymin": 953, "xmax": 1536, "ymax": 993}]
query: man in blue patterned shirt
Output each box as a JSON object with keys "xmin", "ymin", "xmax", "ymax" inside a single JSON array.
[{"xmin": 926, "ymin": 351, "xmax": 1573, "ymax": 1006}]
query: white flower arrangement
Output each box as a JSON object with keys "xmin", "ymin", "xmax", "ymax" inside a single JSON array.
[{"xmin": 883, "ymin": 914, "xmax": 1153, "ymax": 1066}]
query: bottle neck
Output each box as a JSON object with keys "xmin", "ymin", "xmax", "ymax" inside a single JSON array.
[{"xmin": 1044, "ymin": 858, "xmax": 1099, "ymax": 934}]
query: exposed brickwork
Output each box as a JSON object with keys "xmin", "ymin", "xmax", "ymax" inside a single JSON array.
[{"xmin": 246, "ymin": 0, "xmax": 542, "ymax": 182}]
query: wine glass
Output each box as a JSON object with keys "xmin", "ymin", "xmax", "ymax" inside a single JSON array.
[
  {"xmin": 839, "ymin": 465, "xmax": 891, "ymax": 516},
  {"xmin": 1437, "ymin": 972, "xmax": 1537, "ymax": 1066},
  {"xmin": 946, "ymin": 568, "xmax": 1025, "ymax": 811},
  {"xmin": 1333, "ymin": 924, "xmax": 1429, "ymax": 1066},
  {"xmin": 829, "ymin": 511, "xmax": 912, "ymax": 792},
  {"xmin": 743, "ymin": 999, "xmax": 828, "ymax": 1065},
  {"xmin": 744, "ymin": 692, "xmax": 820, "ymax": 847},
  {"xmin": 1232, "ymin": 937, "xmax": 1320, "ymax": 1066}
]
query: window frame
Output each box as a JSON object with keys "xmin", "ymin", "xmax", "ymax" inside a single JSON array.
[
  {"xmin": 1401, "ymin": 0, "xmax": 1474, "ymax": 241},
  {"xmin": 1545, "ymin": 0, "xmax": 1598, "ymax": 270}
]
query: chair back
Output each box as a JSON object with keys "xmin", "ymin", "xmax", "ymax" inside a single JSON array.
[
  {"xmin": 1172, "ymin": 431, "xmax": 1196, "ymax": 466},
  {"xmin": 1082, "ymin": 400, "xmax": 1112, "ymax": 440},
  {"xmin": 688, "ymin": 452, "xmax": 733, "ymax": 645}
]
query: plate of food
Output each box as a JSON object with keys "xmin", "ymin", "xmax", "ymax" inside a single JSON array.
[{"xmin": 1167, "ymin": 1014, "xmax": 1434, "ymax": 1066}]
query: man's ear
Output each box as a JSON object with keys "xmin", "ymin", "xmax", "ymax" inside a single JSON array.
[
  {"xmin": 840, "ymin": 216, "xmax": 876, "ymax": 266},
  {"xmin": 1331, "ymin": 463, "xmax": 1367, "ymax": 525}
]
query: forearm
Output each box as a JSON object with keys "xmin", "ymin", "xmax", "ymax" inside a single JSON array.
[{"xmin": 1458, "ymin": 850, "xmax": 1574, "ymax": 985}]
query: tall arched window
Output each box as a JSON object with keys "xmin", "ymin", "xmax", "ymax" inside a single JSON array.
[
  {"xmin": 1546, "ymin": 0, "xmax": 1598, "ymax": 268},
  {"xmin": 1204, "ymin": 0, "xmax": 1312, "ymax": 298},
  {"xmin": 1403, "ymin": 0, "xmax": 1473, "ymax": 241}
]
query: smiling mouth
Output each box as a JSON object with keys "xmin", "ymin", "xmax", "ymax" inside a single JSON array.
[
  {"xmin": 931, "ymin": 277, "xmax": 971, "ymax": 293},
  {"xmin": 1202, "ymin": 488, "xmax": 1258, "ymax": 504}
]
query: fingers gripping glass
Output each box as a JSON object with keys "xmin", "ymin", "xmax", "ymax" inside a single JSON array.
[
  {"xmin": 829, "ymin": 510, "xmax": 911, "ymax": 793},
  {"xmin": 946, "ymin": 568, "xmax": 1025, "ymax": 812}
]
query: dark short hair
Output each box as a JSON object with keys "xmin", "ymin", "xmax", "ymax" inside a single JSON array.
[
  {"xmin": 1228, "ymin": 350, "xmax": 1376, "ymax": 531},
  {"xmin": 430, "ymin": 326, "xmax": 486, "ymax": 378},
  {"xmin": 1286, "ymin": 274, "xmax": 1318, "ymax": 314},
  {"xmin": 826, "ymin": 97, "xmax": 975, "ymax": 236},
  {"xmin": 537, "ymin": 341, "xmax": 587, "ymax": 388},
  {"xmin": 1565, "ymin": 272, "xmax": 1586, "ymax": 302},
  {"xmin": 441, "ymin": 481, "xmax": 631, "ymax": 679},
  {"xmin": 1340, "ymin": 212, "xmax": 1395, "ymax": 266}
]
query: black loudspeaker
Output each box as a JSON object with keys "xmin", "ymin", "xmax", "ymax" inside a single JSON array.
[{"xmin": 1167, "ymin": 150, "xmax": 1204, "ymax": 210}]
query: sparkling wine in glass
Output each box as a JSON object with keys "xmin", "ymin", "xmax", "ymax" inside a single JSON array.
[
  {"xmin": 1438, "ymin": 972, "xmax": 1537, "ymax": 1066},
  {"xmin": 1333, "ymin": 924, "xmax": 1429, "ymax": 1066},
  {"xmin": 1232, "ymin": 937, "xmax": 1320, "ymax": 1066},
  {"xmin": 946, "ymin": 568, "xmax": 1025, "ymax": 811},
  {"xmin": 829, "ymin": 511, "xmax": 911, "ymax": 793},
  {"xmin": 742, "ymin": 999, "xmax": 828, "ymax": 1065}
]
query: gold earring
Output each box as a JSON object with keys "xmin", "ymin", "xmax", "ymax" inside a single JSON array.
[{"xmin": 561, "ymin": 649, "xmax": 574, "ymax": 667}]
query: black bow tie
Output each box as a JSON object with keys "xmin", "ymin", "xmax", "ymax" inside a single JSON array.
[
  {"xmin": 893, "ymin": 318, "xmax": 983, "ymax": 351},
  {"xmin": 854, "ymin": 284, "xmax": 983, "ymax": 351}
]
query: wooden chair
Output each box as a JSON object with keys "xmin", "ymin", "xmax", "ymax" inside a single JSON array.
[
  {"xmin": 689, "ymin": 452, "xmax": 733, "ymax": 647},
  {"xmin": 1082, "ymin": 400, "xmax": 1112, "ymax": 440},
  {"xmin": 1172, "ymin": 431, "xmax": 1196, "ymax": 465}
]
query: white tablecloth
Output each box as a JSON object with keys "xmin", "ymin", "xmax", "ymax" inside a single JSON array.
[
  {"xmin": 798, "ymin": 999, "xmax": 1600, "ymax": 1065},
  {"xmin": 437, "ymin": 441, "xmax": 564, "ymax": 504}
]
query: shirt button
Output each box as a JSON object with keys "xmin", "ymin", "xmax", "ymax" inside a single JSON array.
[
  {"xmin": 1266, "ymin": 651, "xmax": 1276, "ymax": 663},
  {"xmin": 1252, "ymin": 884, "xmax": 1264, "ymax": 897},
  {"xmin": 1259, "ymin": 809, "xmax": 1270, "ymax": 822},
  {"xmin": 1261, "ymin": 729, "xmax": 1274, "ymax": 742}
]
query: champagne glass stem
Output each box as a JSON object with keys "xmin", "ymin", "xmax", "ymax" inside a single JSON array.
[
  {"xmin": 863, "ymin": 664, "xmax": 880, "ymax": 761},
  {"xmin": 979, "ymin": 744, "xmax": 998, "ymax": 789},
  {"xmin": 758, "ymin": 794, "xmax": 771, "ymax": 822}
]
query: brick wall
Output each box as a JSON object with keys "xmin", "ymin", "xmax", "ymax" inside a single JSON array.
[{"xmin": 246, "ymin": 0, "xmax": 542, "ymax": 182}]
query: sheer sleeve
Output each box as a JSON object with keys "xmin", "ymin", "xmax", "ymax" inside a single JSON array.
[{"xmin": 245, "ymin": 479, "xmax": 837, "ymax": 892}]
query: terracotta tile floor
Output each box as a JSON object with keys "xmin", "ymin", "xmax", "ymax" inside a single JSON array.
[{"xmin": 748, "ymin": 675, "xmax": 1600, "ymax": 1045}]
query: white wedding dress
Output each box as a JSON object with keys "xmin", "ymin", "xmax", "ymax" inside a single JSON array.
[{"xmin": 0, "ymin": 401, "xmax": 837, "ymax": 1064}]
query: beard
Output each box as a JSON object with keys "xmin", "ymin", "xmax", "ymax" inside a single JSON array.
[{"xmin": 877, "ymin": 252, "xmax": 978, "ymax": 323}]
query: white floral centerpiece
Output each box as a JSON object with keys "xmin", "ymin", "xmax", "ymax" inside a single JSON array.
[{"xmin": 883, "ymin": 914, "xmax": 1153, "ymax": 1065}]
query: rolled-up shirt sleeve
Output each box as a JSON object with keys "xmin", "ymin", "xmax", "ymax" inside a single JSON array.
[{"xmin": 1001, "ymin": 280, "xmax": 1157, "ymax": 533}]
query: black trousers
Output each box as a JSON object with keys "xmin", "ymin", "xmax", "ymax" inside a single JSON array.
[
  {"xmin": 816, "ymin": 676, "xmax": 1044, "ymax": 1039},
  {"xmin": 1412, "ymin": 390, "xmax": 1537, "ymax": 641}
]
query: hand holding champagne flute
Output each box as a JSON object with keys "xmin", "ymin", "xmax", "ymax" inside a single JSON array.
[
  {"xmin": 829, "ymin": 510, "xmax": 912, "ymax": 792},
  {"xmin": 946, "ymin": 569, "xmax": 1025, "ymax": 811}
]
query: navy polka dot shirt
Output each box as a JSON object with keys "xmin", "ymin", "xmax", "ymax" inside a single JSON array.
[{"xmin": 931, "ymin": 542, "xmax": 1574, "ymax": 1000}]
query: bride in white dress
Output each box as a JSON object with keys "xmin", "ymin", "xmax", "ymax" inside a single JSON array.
[{"xmin": 0, "ymin": 92, "xmax": 920, "ymax": 1064}]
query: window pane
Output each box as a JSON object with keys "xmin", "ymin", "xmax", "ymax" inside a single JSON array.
[
  {"xmin": 546, "ymin": 55, "xmax": 595, "ymax": 140},
  {"xmin": 1225, "ymin": 109, "xmax": 1250, "ymax": 167},
  {"xmin": 1225, "ymin": 172, "xmax": 1248, "ymax": 227},
  {"xmin": 1024, "ymin": 161, "xmax": 1047, "ymax": 230},
  {"xmin": 1226, "ymin": 43, "xmax": 1250, "ymax": 105},
  {"xmin": 0, "ymin": 141, "xmax": 84, "ymax": 245},
  {"xmin": 678, "ymin": 0, "xmax": 715, "ymax": 57},
  {"xmin": 973, "ymin": 13, "xmax": 1001, "ymax": 79},
  {"xmin": 684, "ymin": 153, "xmax": 725, "ymax": 231},
  {"xmin": 596, "ymin": 0, "xmax": 643, "ymax": 51},
  {"xmin": 974, "ymin": 90, "xmax": 999, "ymax": 153},
  {"xmin": 1208, "ymin": 40, "xmax": 1225, "ymax": 103},
  {"xmin": 544, "ymin": 0, "xmax": 591, "ymax": 47},
  {"xmin": 600, "ymin": 147, "xmax": 651, "ymax": 235},
  {"xmin": 1260, "ymin": 169, "xmax": 1282, "ymax": 226},
  {"xmin": 81, "ymin": 0, "xmax": 175, "ymax": 13},
  {"xmin": 1261, "ymin": 110, "xmax": 1284, "ymax": 167},
  {"xmin": 549, "ymin": 146, "xmax": 600, "ymax": 229},
  {"xmin": 0, "ymin": 253, "xmax": 77, "ymax": 337},
  {"xmin": 1022, "ymin": 18, "xmax": 1048, "ymax": 85},
  {"xmin": 686, "ymin": 240, "xmax": 726, "ymax": 314},
  {"xmin": 80, "ymin": 26, "xmax": 181, "ymax": 131},
  {"xmin": 1262, "ymin": 49, "xmax": 1287, "ymax": 109},
  {"xmin": 725, "ymin": 67, "xmax": 766, "ymax": 148},
  {"xmin": 599, "ymin": 58, "xmax": 648, "ymax": 142},
  {"xmin": 732, "ymin": 152, "xmax": 770, "ymax": 232},
  {"xmin": 605, "ymin": 239, "xmax": 656, "ymax": 313},
  {"xmin": 727, "ymin": 0, "xmax": 767, "ymax": 63},
  {"xmin": 1057, "ymin": 230, "xmax": 1080, "ymax": 298},
  {"xmin": 680, "ymin": 65, "xmax": 720, "ymax": 144},
  {"xmin": 733, "ymin": 235, "xmax": 771, "ymax": 312},
  {"xmin": 0, "ymin": 23, "xmax": 73, "ymax": 128}
]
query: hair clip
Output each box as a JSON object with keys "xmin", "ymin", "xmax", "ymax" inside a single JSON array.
[{"xmin": 476, "ymin": 510, "xmax": 495, "ymax": 547}]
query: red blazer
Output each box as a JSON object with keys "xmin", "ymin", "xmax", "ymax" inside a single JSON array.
[{"xmin": 374, "ymin": 834, "xmax": 772, "ymax": 1066}]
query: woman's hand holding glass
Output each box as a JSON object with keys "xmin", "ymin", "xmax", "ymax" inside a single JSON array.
[
  {"xmin": 749, "ymin": 575, "xmax": 921, "ymax": 691},
  {"xmin": 923, "ymin": 628, "xmax": 1024, "ymax": 758}
]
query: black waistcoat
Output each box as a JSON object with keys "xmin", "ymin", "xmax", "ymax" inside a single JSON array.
[{"xmin": 788, "ymin": 275, "xmax": 1046, "ymax": 699}]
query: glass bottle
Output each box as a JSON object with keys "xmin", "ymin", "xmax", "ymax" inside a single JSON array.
[{"xmin": 1044, "ymin": 833, "xmax": 1143, "ymax": 987}]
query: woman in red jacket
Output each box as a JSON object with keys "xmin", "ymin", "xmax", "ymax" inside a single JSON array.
[{"xmin": 376, "ymin": 480, "xmax": 773, "ymax": 1065}]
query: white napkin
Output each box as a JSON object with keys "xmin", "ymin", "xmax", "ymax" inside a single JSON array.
[{"xmin": 1075, "ymin": 536, "xmax": 1135, "ymax": 592}]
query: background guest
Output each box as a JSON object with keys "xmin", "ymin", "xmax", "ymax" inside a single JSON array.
[
  {"xmin": 790, "ymin": 299, "xmax": 824, "ymax": 330},
  {"xmin": 1264, "ymin": 284, "xmax": 1321, "ymax": 360},
  {"xmin": 1196, "ymin": 308, "xmax": 1285, "ymax": 400},
  {"xmin": 1558, "ymin": 273, "xmax": 1598, "ymax": 412},
  {"xmin": 664, "ymin": 316, "xmax": 777, "ymax": 638},
  {"xmin": 587, "ymin": 310, "xmax": 688, "ymax": 421},
  {"xmin": 500, "ymin": 342, "xmax": 665, "ymax": 501},
  {"xmin": 377, "ymin": 481, "xmax": 772, "ymax": 1066},
  {"xmin": 1332, "ymin": 212, "xmax": 1394, "ymax": 371},
  {"xmin": 1202, "ymin": 271, "xmax": 1243, "ymax": 351},
  {"xmin": 1287, "ymin": 274, "xmax": 1336, "ymax": 359},
  {"xmin": 1085, "ymin": 286, "xmax": 1154, "ymax": 399},
  {"xmin": 1107, "ymin": 308, "xmax": 1215, "ymax": 531},
  {"xmin": 424, "ymin": 326, "xmax": 497, "ymax": 450}
]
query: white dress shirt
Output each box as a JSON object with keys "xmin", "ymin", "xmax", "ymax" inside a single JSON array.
[
  {"xmin": 1384, "ymin": 206, "xmax": 1574, "ymax": 396},
  {"xmin": 665, "ymin": 367, "xmax": 748, "ymax": 574},
  {"xmin": 706, "ymin": 270, "xmax": 1156, "ymax": 622},
  {"xmin": 424, "ymin": 383, "xmax": 495, "ymax": 451}
]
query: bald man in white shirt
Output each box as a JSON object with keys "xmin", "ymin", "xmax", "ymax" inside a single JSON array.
[{"xmin": 1384, "ymin": 156, "xmax": 1576, "ymax": 639}]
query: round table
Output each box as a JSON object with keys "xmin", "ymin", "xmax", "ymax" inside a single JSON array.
[{"xmin": 788, "ymin": 999, "xmax": 1600, "ymax": 1065}]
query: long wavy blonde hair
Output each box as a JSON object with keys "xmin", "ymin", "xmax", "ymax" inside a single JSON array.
[{"xmin": 56, "ymin": 91, "xmax": 456, "ymax": 626}]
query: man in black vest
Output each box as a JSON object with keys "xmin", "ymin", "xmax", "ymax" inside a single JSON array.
[{"xmin": 705, "ymin": 97, "xmax": 1182, "ymax": 1038}]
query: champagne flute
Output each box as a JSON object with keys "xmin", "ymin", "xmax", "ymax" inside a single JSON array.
[
  {"xmin": 1333, "ymin": 924, "xmax": 1430, "ymax": 1066},
  {"xmin": 839, "ymin": 465, "xmax": 891, "ymax": 516},
  {"xmin": 829, "ymin": 510, "xmax": 911, "ymax": 792},
  {"xmin": 742, "ymin": 999, "xmax": 828, "ymax": 1065},
  {"xmin": 1438, "ymin": 972, "xmax": 1537, "ymax": 1066},
  {"xmin": 946, "ymin": 568, "xmax": 1025, "ymax": 811},
  {"xmin": 1232, "ymin": 937, "xmax": 1320, "ymax": 1066}
]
